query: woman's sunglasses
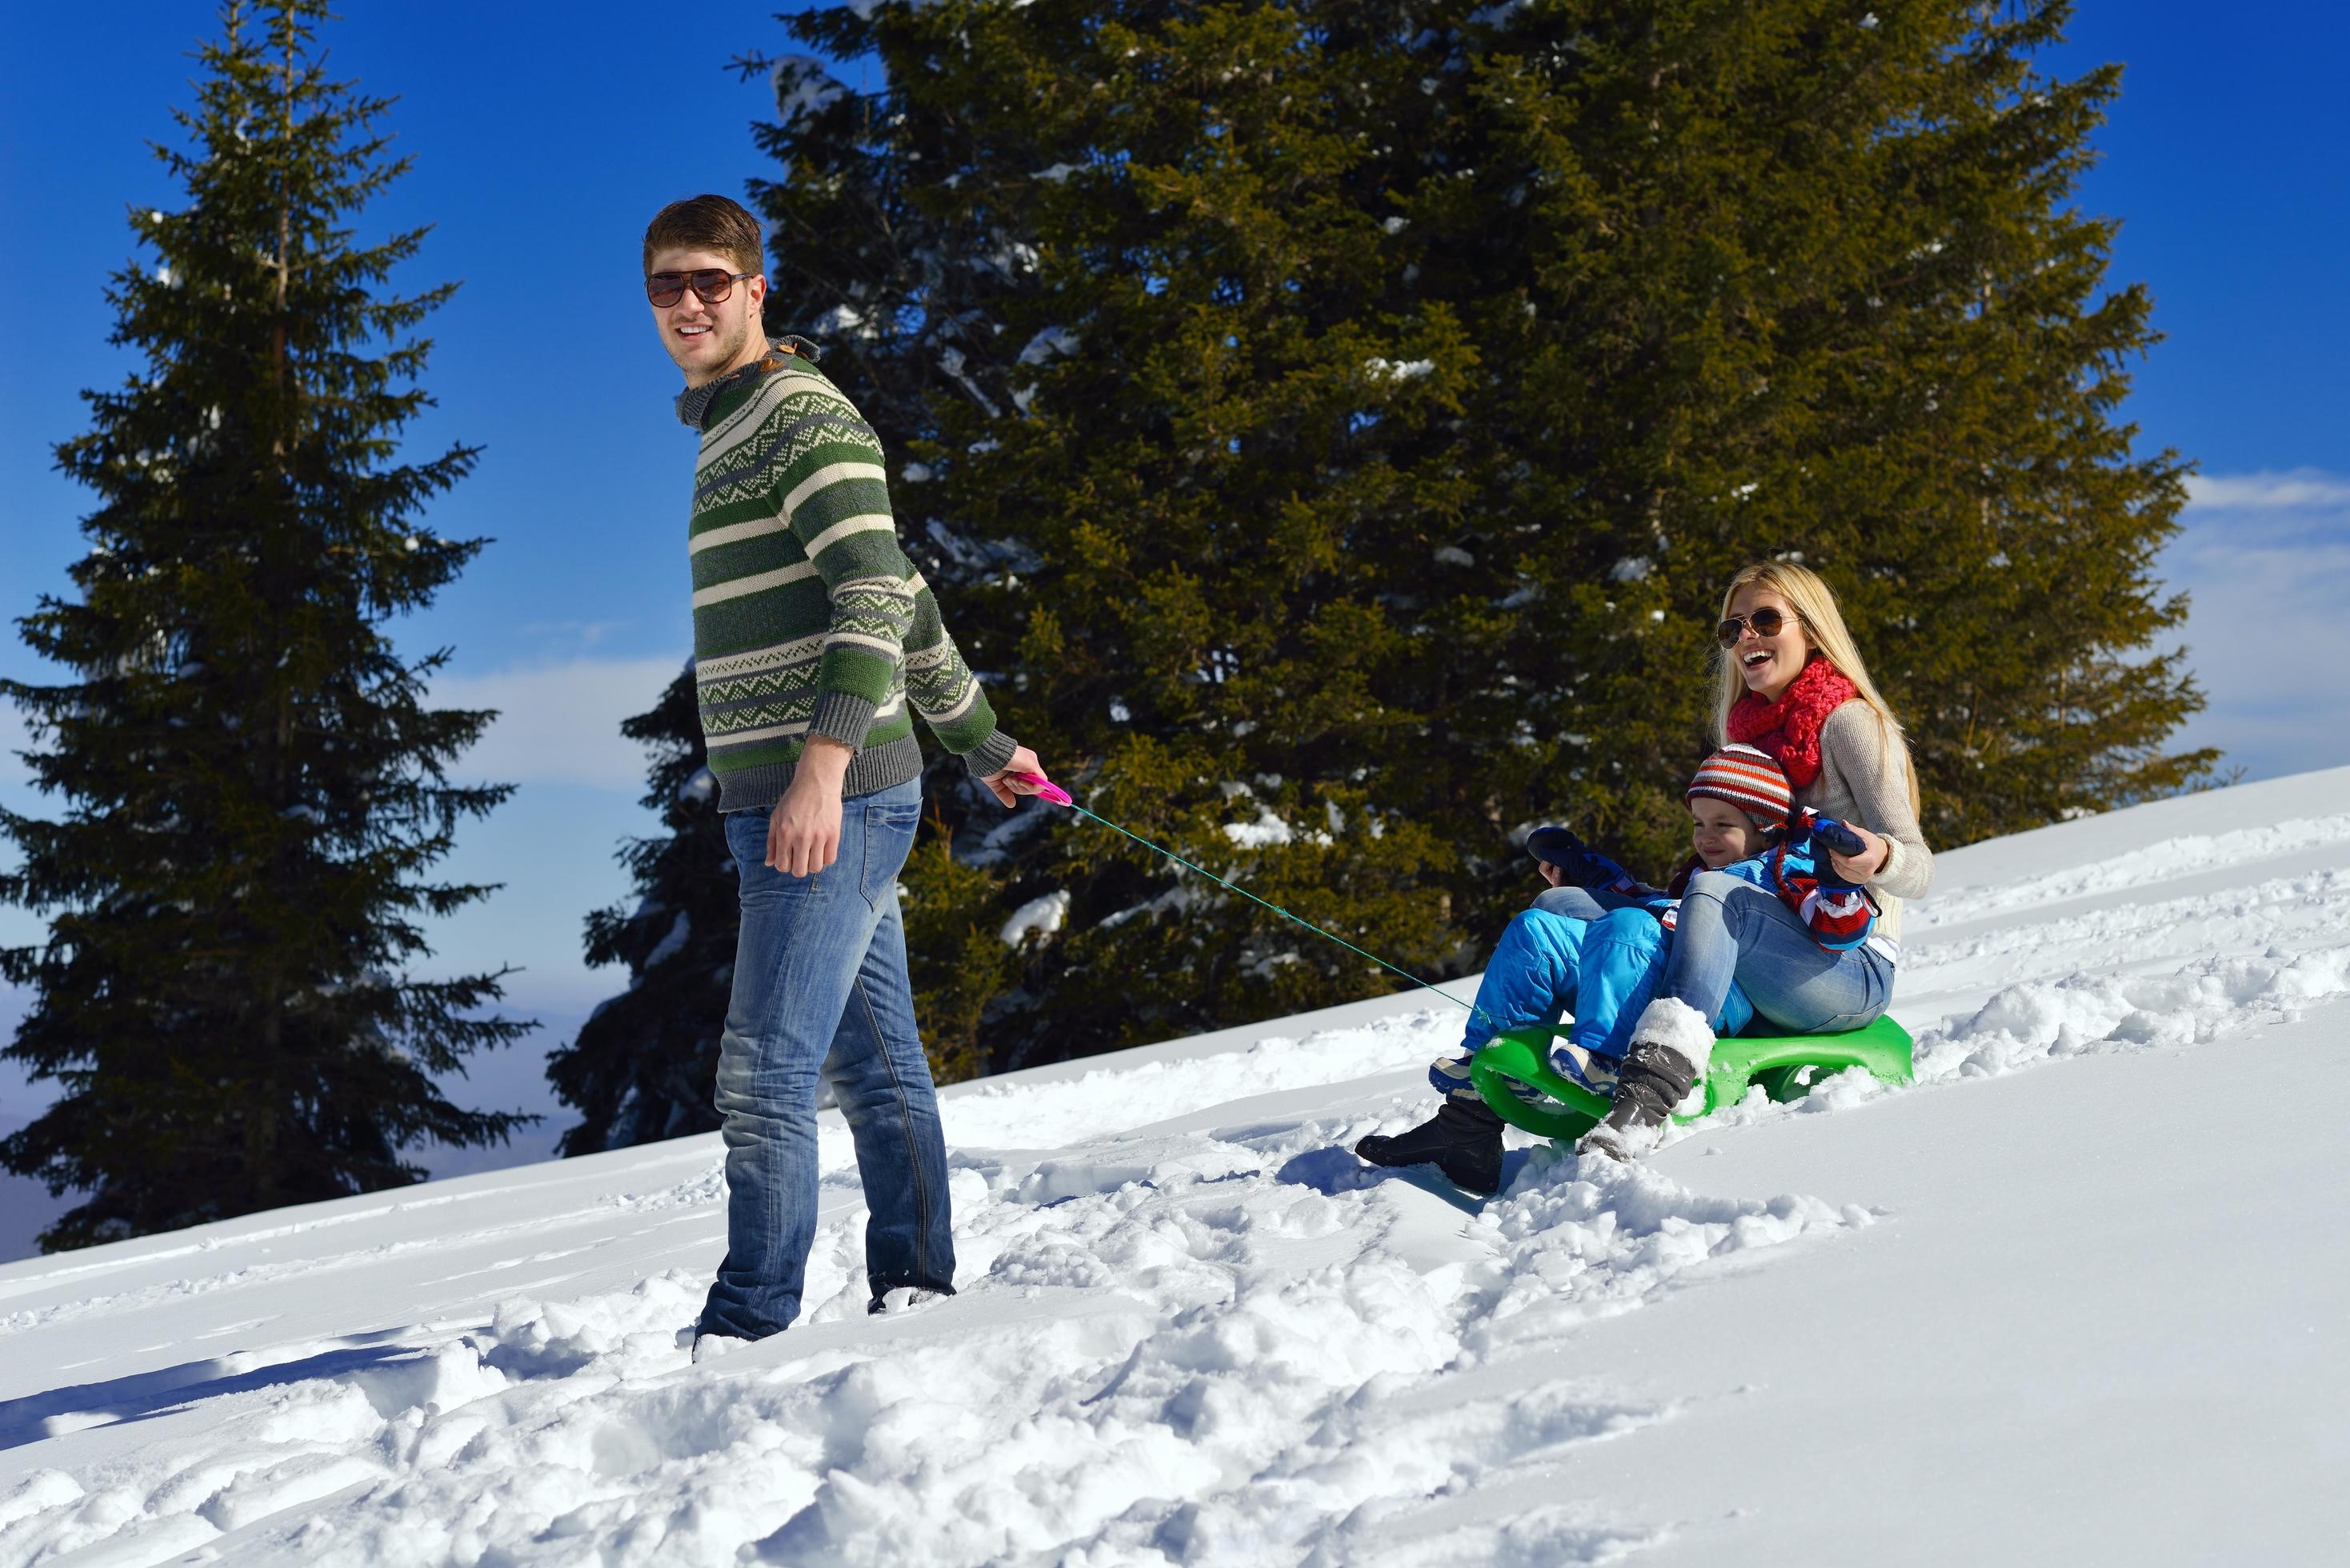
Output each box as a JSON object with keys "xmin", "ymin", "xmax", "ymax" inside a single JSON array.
[
  {"xmin": 1715, "ymin": 606, "xmax": 1798, "ymax": 648},
  {"xmin": 645, "ymin": 269, "xmax": 757, "ymax": 308}
]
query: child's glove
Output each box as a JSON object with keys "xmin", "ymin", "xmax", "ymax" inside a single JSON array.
[
  {"xmin": 1800, "ymin": 811, "xmax": 1871, "ymax": 890},
  {"xmin": 1525, "ymin": 825, "xmax": 1611, "ymax": 887}
]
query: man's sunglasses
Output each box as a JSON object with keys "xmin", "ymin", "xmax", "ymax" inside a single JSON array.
[
  {"xmin": 645, "ymin": 269, "xmax": 758, "ymax": 308},
  {"xmin": 1715, "ymin": 606, "xmax": 1799, "ymax": 648}
]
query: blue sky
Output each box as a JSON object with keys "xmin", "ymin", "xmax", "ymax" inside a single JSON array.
[{"xmin": 2, "ymin": 2, "xmax": 2347, "ymax": 1186}]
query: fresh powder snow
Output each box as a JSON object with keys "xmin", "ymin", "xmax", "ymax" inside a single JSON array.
[{"xmin": 2, "ymin": 769, "xmax": 2348, "ymax": 1564}]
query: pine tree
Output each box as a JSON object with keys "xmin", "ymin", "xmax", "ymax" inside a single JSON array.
[
  {"xmin": 742, "ymin": 0, "xmax": 2212, "ymax": 1072},
  {"xmin": 920, "ymin": 0, "xmax": 1507, "ymax": 1063},
  {"xmin": 742, "ymin": 1, "xmax": 1483, "ymax": 1070},
  {"xmin": 546, "ymin": 666, "xmax": 736, "ymax": 1153},
  {"xmin": 1447, "ymin": 0, "xmax": 2214, "ymax": 855},
  {"xmin": 0, "ymin": 0, "xmax": 531, "ymax": 1250}
]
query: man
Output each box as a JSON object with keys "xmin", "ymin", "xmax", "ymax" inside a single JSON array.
[{"xmin": 643, "ymin": 194, "xmax": 1043, "ymax": 1357}]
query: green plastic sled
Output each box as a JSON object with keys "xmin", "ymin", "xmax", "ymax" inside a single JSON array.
[{"xmin": 1468, "ymin": 1014, "xmax": 1916, "ymax": 1142}]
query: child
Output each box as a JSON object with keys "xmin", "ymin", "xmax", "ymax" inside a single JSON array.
[{"xmin": 1354, "ymin": 744, "xmax": 1874, "ymax": 1193}]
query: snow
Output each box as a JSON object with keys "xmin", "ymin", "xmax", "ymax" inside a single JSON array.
[
  {"xmin": 964, "ymin": 794, "xmax": 1056, "ymax": 869},
  {"xmin": 1097, "ymin": 884, "xmax": 1195, "ymax": 931},
  {"xmin": 643, "ymin": 910, "xmax": 690, "ymax": 969},
  {"xmin": 811, "ymin": 302, "xmax": 871, "ymax": 341},
  {"xmin": 5, "ymin": 768, "xmax": 2350, "ymax": 1563},
  {"xmin": 998, "ymin": 889, "xmax": 1068, "ymax": 946},
  {"xmin": 1629, "ymin": 994, "xmax": 1715, "ymax": 1074},
  {"xmin": 1015, "ymin": 326, "xmax": 1081, "ymax": 366},
  {"xmin": 1222, "ymin": 806, "xmax": 1295, "ymax": 848},
  {"xmin": 769, "ymin": 57, "xmax": 844, "ymax": 125}
]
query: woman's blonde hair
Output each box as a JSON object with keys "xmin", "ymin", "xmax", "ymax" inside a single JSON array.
[{"xmin": 1715, "ymin": 561, "xmax": 1921, "ymax": 816}]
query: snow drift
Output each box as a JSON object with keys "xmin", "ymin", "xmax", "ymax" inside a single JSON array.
[{"xmin": 4, "ymin": 769, "xmax": 2348, "ymax": 1565}]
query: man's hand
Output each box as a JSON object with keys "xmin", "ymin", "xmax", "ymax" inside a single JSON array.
[
  {"xmin": 981, "ymin": 745, "xmax": 1048, "ymax": 809},
  {"xmin": 767, "ymin": 737, "xmax": 853, "ymax": 877}
]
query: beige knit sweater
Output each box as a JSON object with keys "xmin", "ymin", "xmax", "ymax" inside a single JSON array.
[{"xmin": 1791, "ymin": 703, "xmax": 1934, "ymax": 945}]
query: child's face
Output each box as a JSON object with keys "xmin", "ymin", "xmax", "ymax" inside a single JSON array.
[{"xmin": 1689, "ymin": 798, "xmax": 1763, "ymax": 869}]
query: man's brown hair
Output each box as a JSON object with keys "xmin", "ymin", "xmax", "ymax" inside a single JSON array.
[{"xmin": 643, "ymin": 194, "xmax": 764, "ymax": 276}]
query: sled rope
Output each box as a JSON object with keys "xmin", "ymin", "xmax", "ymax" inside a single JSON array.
[{"xmin": 1017, "ymin": 777, "xmax": 1495, "ymax": 1031}]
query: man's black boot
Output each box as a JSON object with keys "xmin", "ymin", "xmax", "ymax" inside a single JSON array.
[{"xmin": 1355, "ymin": 1098, "xmax": 1507, "ymax": 1194}]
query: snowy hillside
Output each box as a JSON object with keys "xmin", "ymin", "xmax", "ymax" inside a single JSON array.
[{"xmin": 4, "ymin": 770, "xmax": 2348, "ymax": 1566}]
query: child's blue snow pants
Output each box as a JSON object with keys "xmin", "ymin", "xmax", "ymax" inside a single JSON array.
[{"xmin": 1429, "ymin": 907, "xmax": 1752, "ymax": 1104}]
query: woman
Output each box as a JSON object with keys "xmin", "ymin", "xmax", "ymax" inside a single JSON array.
[
  {"xmin": 1579, "ymin": 560, "xmax": 1932, "ymax": 1160},
  {"xmin": 1355, "ymin": 743, "xmax": 1796, "ymax": 1194}
]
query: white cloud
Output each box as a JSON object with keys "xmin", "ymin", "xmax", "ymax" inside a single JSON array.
[
  {"xmin": 0, "ymin": 659, "xmax": 684, "ymax": 798},
  {"xmin": 432, "ymin": 656, "xmax": 687, "ymax": 791},
  {"xmin": 2160, "ymin": 484, "xmax": 2350, "ymax": 782},
  {"xmin": 512, "ymin": 618, "xmax": 624, "ymax": 650},
  {"xmin": 2183, "ymin": 467, "xmax": 2350, "ymax": 511}
]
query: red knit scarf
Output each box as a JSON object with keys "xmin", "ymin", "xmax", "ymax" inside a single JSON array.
[{"xmin": 1726, "ymin": 656, "xmax": 1859, "ymax": 789}]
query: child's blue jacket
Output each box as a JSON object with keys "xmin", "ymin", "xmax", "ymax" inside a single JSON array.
[{"xmin": 1583, "ymin": 816, "xmax": 1876, "ymax": 954}]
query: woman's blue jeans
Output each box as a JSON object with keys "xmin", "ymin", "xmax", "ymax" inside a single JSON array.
[
  {"xmin": 1660, "ymin": 870, "xmax": 1894, "ymax": 1034},
  {"xmin": 700, "ymin": 776, "xmax": 955, "ymax": 1340}
]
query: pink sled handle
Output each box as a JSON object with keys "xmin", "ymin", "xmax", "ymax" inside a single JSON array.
[{"xmin": 1006, "ymin": 770, "xmax": 1073, "ymax": 807}]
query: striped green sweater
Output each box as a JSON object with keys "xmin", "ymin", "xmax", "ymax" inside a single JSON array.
[{"xmin": 677, "ymin": 340, "xmax": 1015, "ymax": 811}]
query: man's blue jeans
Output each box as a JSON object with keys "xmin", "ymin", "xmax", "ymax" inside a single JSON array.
[{"xmin": 700, "ymin": 777, "xmax": 955, "ymax": 1340}]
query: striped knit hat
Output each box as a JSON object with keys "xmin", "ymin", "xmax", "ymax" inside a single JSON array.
[{"xmin": 1685, "ymin": 742, "xmax": 1792, "ymax": 830}]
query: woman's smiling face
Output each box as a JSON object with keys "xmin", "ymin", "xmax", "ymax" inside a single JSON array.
[{"xmin": 1724, "ymin": 585, "xmax": 1812, "ymax": 702}]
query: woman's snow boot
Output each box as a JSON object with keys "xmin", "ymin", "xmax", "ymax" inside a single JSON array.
[
  {"xmin": 1355, "ymin": 1099, "xmax": 1507, "ymax": 1194},
  {"xmin": 1578, "ymin": 997, "xmax": 1715, "ymax": 1162}
]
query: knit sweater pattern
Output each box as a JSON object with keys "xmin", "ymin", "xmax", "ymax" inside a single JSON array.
[{"xmin": 681, "ymin": 343, "xmax": 1015, "ymax": 812}]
